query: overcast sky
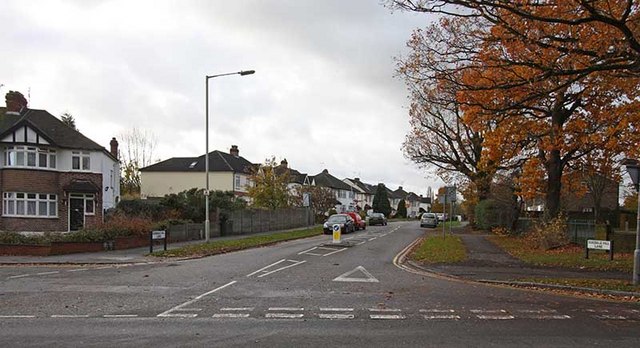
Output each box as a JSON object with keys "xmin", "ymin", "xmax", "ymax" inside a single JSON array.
[{"xmin": 0, "ymin": 0, "xmax": 443, "ymax": 196}]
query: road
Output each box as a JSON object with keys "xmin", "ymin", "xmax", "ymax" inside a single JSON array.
[{"xmin": 1, "ymin": 221, "xmax": 639, "ymax": 347}]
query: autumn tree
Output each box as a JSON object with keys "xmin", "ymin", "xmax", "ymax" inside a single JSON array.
[
  {"xmin": 60, "ymin": 112, "xmax": 77, "ymax": 130},
  {"xmin": 393, "ymin": 3, "xmax": 640, "ymax": 220},
  {"xmin": 119, "ymin": 128, "xmax": 158, "ymax": 197},
  {"xmin": 372, "ymin": 184, "xmax": 392, "ymax": 216},
  {"xmin": 247, "ymin": 157, "xmax": 292, "ymax": 210}
]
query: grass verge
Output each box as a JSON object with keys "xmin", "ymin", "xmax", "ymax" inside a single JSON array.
[
  {"xmin": 515, "ymin": 277, "xmax": 640, "ymax": 293},
  {"xmin": 488, "ymin": 235, "xmax": 633, "ymax": 273},
  {"xmin": 410, "ymin": 235, "xmax": 467, "ymax": 263},
  {"xmin": 151, "ymin": 226, "xmax": 323, "ymax": 258}
]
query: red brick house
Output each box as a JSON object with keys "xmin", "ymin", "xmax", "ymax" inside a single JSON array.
[{"xmin": 0, "ymin": 91, "xmax": 120, "ymax": 233}]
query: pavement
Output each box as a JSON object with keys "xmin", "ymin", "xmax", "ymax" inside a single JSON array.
[{"xmin": 1, "ymin": 222, "xmax": 637, "ymax": 298}]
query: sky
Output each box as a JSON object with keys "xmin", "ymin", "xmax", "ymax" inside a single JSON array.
[{"xmin": 0, "ymin": 0, "xmax": 444, "ymax": 196}]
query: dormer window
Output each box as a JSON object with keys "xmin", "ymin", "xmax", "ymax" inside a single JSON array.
[
  {"xmin": 72, "ymin": 151, "xmax": 90, "ymax": 171},
  {"xmin": 189, "ymin": 161, "xmax": 197, "ymax": 168}
]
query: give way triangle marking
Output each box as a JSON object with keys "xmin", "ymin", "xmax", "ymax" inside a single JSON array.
[{"xmin": 333, "ymin": 266, "xmax": 379, "ymax": 283}]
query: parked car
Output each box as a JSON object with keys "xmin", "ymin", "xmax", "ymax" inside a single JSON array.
[
  {"xmin": 368, "ymin": 212, "xmax": 387, "ymax": 226},
  {"xmin": 420, "ymin": 212, "xmax": 438, "ymax": 228},
  {"xmin": 436, "ymin": 213, "xmax": 447, "ymax": 222},
  {"xmin": 323, "ymin": 214, "xmax": 356, "ymax": 234},
  {"xmin": 345, "ymin": 212, "xmax": 366, "ymax": 230}
]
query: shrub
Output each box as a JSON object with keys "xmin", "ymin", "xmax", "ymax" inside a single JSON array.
[
  {"xmin": 475, "ymin": 199, "xmax": 497, "ymax": 230},
  {"xmin": 525, "ymin": 214, "xmax": 570, "ymax": 250},
  {"xmin": 152, "ymin": 219, "xmax": 192, "ymax": 231},
  {"xmin": 328, "ymin": 208, "xmax": 337, "ymax": 216},
  {"xmin": 0, "ymin": 231, "xmax": 46, "ymax": 245},
  {"xmin": 116, "ymin": 199, "xmax": 166, "ymax": 219}
]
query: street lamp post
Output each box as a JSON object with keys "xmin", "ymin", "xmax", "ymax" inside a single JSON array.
[
  {"xmin": 205, "ymin": 69, "xmax": 255, "ymax": 242},
  {"xmin": 623, "ymin": 159, "xmax": 640, "ymax": 285}
]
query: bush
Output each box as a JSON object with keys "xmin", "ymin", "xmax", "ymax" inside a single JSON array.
[
  {"xmin": 0, "ymin": 231, "xmax": 45, "ymax": 245},
  {"xmin": 475, "ymin": 199, "xmax": 498, "ymax": 230},
  {"xmin": 152, "ymin": 219, "xmax": 192, "ymax": 231},
  {"xmin": 116, "ymin": 199, "xmax": 167, "ymax": 219},
  {"xmin": 525, "ymin": 214, "xmax": 570, "ymax": 250},
  {"xmin": 328, "ymin": 208, "xmax": 338, "ymax": 216}
]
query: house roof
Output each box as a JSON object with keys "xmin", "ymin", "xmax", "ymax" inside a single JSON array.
[
  {"xmin": 311, "ymin": 169, "xmax": 353, "ymax": 191},
  {"xmin": 405, "ymin": 192, "xmax": 421, "ymax": 202},
  {"xmin": 140, "ymin": 150, "xmax": 255, "ymax": 173},
  {"xmin": 0, "ymin": 107, "xmax": 115, "ymax": 160},
  {"xmin": 274, "ymin": 161, "xmax": 309, "ymax": 185},
  {"xmin": 391, "ymin": 187, "xmax": 409, "ymax": 199},
  {"xmin": 345, "ymin": 178, "xmax": 374, "ymax": 194}
]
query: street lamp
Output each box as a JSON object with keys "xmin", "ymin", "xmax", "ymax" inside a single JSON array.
[
  {"xmin": 623, "ymin": 159, "xmax": 640, "ymax": 285},
  {"xmin": 205, "ymin": 69, "xmax": 255, "ymax": 242}
]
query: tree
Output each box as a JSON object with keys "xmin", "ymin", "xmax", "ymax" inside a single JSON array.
[
  {"xmin": 372, "ymin": 184, "xmax": 392, "ymax": 217},
  {"xmin": 247, "ymin": 157, "xmax": 292, "ymax": 210},
  {"xmin": 119, "ymin": 128, "xmax": 158, "ymax": 197},
  {"xmin": 60, "ymin": 112, "xmax": 77, "ymax": 130},
  {"xmin": 396, "ymin": 200, "xmax": 408, "ymax": 218},
  {"xmin": 293, "ymin": 185, "xmax": 338, "ymax": 222}
]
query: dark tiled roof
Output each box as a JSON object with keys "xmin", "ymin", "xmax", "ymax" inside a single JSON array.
[
  {"xmin": 141, "ymin": 150, "xmax": 254, "ymax": 173},
  {"xmin": 274, "ymin": 165, "xmax": 308, "ymax": 185},
  {"xmin": 391, "ymin": 187, "xmax": 409, "ymax": 199},
  {"xmin": 345, "ymin": 178, "xmax": 374, "ymax": 194},
  {"xmin": 406, "ymin": 192, "xmax": 421, "ymax": 201},
  {"xmin": 311, "ymin": 169, "xmax": 352, "ymax": 191},
  {"xmin": 0, "ymin": 107, "xmax": 112, "ymax": 157}
]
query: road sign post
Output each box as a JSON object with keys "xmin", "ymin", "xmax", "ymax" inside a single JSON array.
[
  {"xmin": 332, "ymin": 224, "xmax": 342, "ymax": 244},
  {"xmin": 150, "ymin": 230, "xmax": 167, "ymax": 253}
]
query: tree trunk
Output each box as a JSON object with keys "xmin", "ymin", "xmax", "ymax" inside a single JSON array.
[{"xmin": 545, "ymin": 149, "xmax": 563, "ymax": 220}]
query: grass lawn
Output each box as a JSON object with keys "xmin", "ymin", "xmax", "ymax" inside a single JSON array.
[
  {"xmin": 151, "ymin": 226, "xmax": 323, "ymax": 258},
  {"xmin": 488, "ymin": 235, "xmax": 633, "ymax": 273},
  {"xmin": 410, "ymin": 235, "xmax": 467, "ymax": 263}
]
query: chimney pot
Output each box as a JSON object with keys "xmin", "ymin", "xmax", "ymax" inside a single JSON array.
[{"xmin": 230, "ymin": 145, "xmax": 239, "ymax": 156}]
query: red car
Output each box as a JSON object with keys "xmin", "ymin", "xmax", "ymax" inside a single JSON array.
[{"xmin": 345, "ymin": 212, "xmax": 366, "ymax": 230}]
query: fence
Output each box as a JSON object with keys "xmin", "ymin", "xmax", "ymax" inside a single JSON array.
[
  {"xmin": 567, "ymin": 219, "xmax": 596, "ymax": 244},
  {"xmin": 165, "ymin": 207, "xmax": 314, "ymax": 241}
]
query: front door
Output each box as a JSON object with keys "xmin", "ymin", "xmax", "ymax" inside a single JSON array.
[{"xmin": 69, "ymin": 198, "xmax": 84, "ymax": 231}]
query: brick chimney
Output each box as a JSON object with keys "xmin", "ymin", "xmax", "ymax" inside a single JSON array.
[
  {"xmin": 5, "ymin": 91, "xmax": 28, "ymax": 115},
  {"xmin": 110, "ymin": 137, "xmax": 119, "ymax": 159},
  {"xmin": 230, "ymin": 145, "xmax": 239, "ymax": 157}
]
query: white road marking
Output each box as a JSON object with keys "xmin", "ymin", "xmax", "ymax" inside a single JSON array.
[
  {"xmin": 420, "ymin": 309, "xmax": 455, "ymax": 313},
  {"xmin": 322, "ymin": 248, "xmax": 346, "ymax": 257},
  {"xmin": 36, "ymin": 271, "xmax": 59, "ymax": 276},
  {"xmin": 368, "ymin": 237, "xmax": 378, "ymax": 241},
  {"xmin": 67, "ymin": 268, "xmax": 89, "ymax": 272},
  {"xmin": 7, "ymin": 274, "xmax": 30, "ymax": 279},
  {"xmin": 246, "ymin": 259, "xmax": 306, "ymax": 278},
  {"xmin": 476, "ymin": 315, "xmax": 514, "ymax": 320},
  {"xmin": 423, "ymin": 315, "xmax": 461, "ymax": 320},
  {"xmin": 0, "ymin": 315, "xmax": 36, "ymax": 318},
  {"xmin": 472, "ymin": 309, "xmax": 513, "ymax": 320},
  {"xmin": 524, "ymin": 315, "xmax": 571, "ymax": 320},
  {"xmin": 334, "ymin": 266, "xmax": 379, "ymax": 283},
  {"xmin": 51, "ymin": 315, "xmax": 89, "ymax": 318},
  {"xmin": 370, "ymin": 314, "xmax": 405, "ymax": 320},
  {"xmin": 369, "ymin": 308, "xmax": 402, "ymax": 312},
  {"xmin": 103, "ymin": 315, "xmax": 138, "ymax": 318},
  {"xmin": 594, "ymin": 315, "xmax": 627, "ymax": 320},
  {"xmin": 356, "ymin": 241, "xmax": 366, "ymax": 245},
  {"xmin": 266, "ymin": 313, "xmax": 304, "ymax": 319},
  {"xmin": 268, "ymin": 307, "xmax": 304, "ymax": 311},
  {"xmin": 320, "ymin": 308, "xmax": 354, "ymax": 312},
  {"xmin": 213, "ymin": 313, "xmax": 250, "ymax": 318},
  {"xmin": 319, "ymin": 314, "xmax": 354, "ymax": 319},
  {"xmin": 95, "ymin": 266, "xmax": 112, "ymax": 270},
  {"xmin": 157, "ymin": 281, "xmax": 236, "ymax": 318},
  {"xmin": 221, "ymin": 307, "xmax": 254, "ymax": 311}
]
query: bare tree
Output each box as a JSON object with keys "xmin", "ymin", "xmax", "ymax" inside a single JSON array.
[{"xmin": 119, "ymin": 128, "xmax": 158, "ymax": 197}]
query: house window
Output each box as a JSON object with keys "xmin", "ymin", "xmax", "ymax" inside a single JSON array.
[
  {"xmin": 3, "ymin": 192, "xmax": 57, "ymax": 218},
  {"xmin": 4, "ymin": 146, "xmax": 56, "ymax": 169},
  {"xmin": 72, "ymin": 151, "xmax": 90, "ymax": 170},
  {"xmin": 235, "ymin": 175, "xmax": 241, "ymax": 190},
  {"xmin": 70, "ymin": 193, "xmax": 95, "ymax": 215}
]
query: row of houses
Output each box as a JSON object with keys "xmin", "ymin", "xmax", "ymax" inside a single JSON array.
[{"xmin": 140, "ymin": 147, "xmax": 431, "ymax": 217}]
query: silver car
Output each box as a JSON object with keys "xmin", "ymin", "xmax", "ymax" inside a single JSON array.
[{"xmin": 420, "ymin": 213, "xmax": 438, "ymax": 228}]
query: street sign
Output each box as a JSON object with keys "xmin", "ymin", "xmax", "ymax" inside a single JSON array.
[
  {"xmin": 150, "ymin": 230, "xmax": 168, "ymax": 253},
  {"xmin": 332, "ymin": 224, "xmax": 341, "ymax": 244},
  {"xmin": 152, "ymin": 230, "xmax": 166, "ymax": 240},
  {"xmin": 585, "ymin": 239, "xmax": 614, "ymax": 260}
]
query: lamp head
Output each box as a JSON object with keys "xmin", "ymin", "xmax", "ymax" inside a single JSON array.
[{"xmin": 239, "ymin": 70, "xmax": 255, "ymax": 76}]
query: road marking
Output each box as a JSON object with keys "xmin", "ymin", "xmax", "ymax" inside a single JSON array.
[
  {"xmin": 322, "ymin": 248, "xmax": 347, "ymax": 257},
  {"xmin": 524, "ymin": 315, "xmax": 571, "ymax": 320},
  {"xmin": 420, "ymin": 309, "xmax": 455, "ymax": 313},
  {"xmin": 423, "ymin": 315, "xmax": 460, "ymax": 320},
  {"xmin": 369, "ymin": 308, "xmax": 402, "ymax": 312},
  {"xmin": 319, "ymin": 314, "xmax": 354, "ymax": 319},
  {"xmin": 268, "ymin": 307, "xmax": 304, "ymax": 311},
  {"xmin": 103, "ymin": 315, "xmax": 139, "ymax": 318},
  {"xmin": 95, "ymin": 266, "xmax": 112, "ymax": 270},
  {"xmin": 213, "ymin": 313, "xmax": 250, "ymax": 318},
  {"xmin": 36, "ymin": 271, "xmax": 60, "ymax": 276},
  {"xmin": 7, "ymin": 274, "xmax": 30, "ymax": 279},
  {"xmin": 320, "ymin": 308, "xmax": 354, "ymax": 312},
  {"xmin": 370, "ymin": 314, "xmax": 405, "ymax": 320},
  {"xmin": 246, "ymin": 259, "xmax": 306, "ymax": 278},
  {"xmin": 368, "ymin": 237, "xmax": 378, "ymax": 241},
  {"xmin": 221, "ymin": 307, "xmax": 254, "ymax": 311},
  {"xmin": 0, "ymin": 315, "xmax": 36, "ymax": 318},
  {"xmin": 157, "ymin": 281, "xmax": 236, "ymax": 318},
  {"xmin": 266, "ymin": 313, "xmax": 304, "ymax": 319},
  {"xmin": 472, "ymin": 309, "xmax": 513, "ymax": 320},
  {"xmin": 51, "ymin": 315, "xmax": 89, "ymax": 318},
  {"xmin": 594, "ymin": 315, "xmax": 627, "ymax": 320},
  {"xmin": 67, "ymin": 268, "xmax": 89, "ymax": 272},
  {"xmin": 334, "ymin": 266, "xmax": 379, "ymax": 283}
]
